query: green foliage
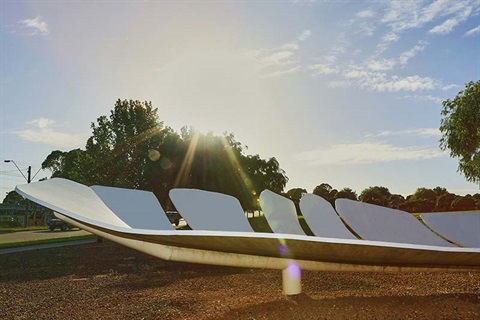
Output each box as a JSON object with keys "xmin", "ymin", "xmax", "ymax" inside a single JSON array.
[
  {"xmin": 451, "ymin": 196, "xmax": 477, "ymax": 211},
  {"xmin": 440, "ymin": 81, "xmax": 480, "ymax": 184},
  {"xmin": 40, "ymin": 99, "xmax": 288, "ymax": 212},
  {"xmin": 398, "ymin": 199, "xmax": 435, "ymax": 213},
  {"xmin": 435, "ymin": 193, "xmax": 456, "ymax": 212},
  {"xmin": 84, "ymin": 99, "xmax": 165, "ymax": 188},
  {"xmin": 2, "ymin": 191, "xmax": 27, "ymax": 204},
  {"xmin": 410, "ymin": 187, "xmax": 437, "ymax": 201},
  {"xmin": 0, "ymin": 220, "xmax": 21, "ymax": 228},
  {"xmin": 388, "ymin": 194, "xmax": 405, "ymax": 209},
  {"xmin": 312, "ymin": 183, "xmax": 337, "ymax": 204},
  {"xmin": 358, "ymin": 186, "xmax": 391, "ymax": 206},
  {"xmin": 41, "ymin": 149, "xmax": 88, "ymax": 182},
  {"xmin": 285, "ymin": 188, "xmax": 307, "ymax": 215},
  {"xmin": 334, "ymin": 188, "xmax": 358, "ymax": 201}
]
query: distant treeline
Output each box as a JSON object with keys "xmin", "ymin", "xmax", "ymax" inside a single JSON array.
[{"xmin": 283, "ymin": 185, "xmax": 479, "ymax": 214}]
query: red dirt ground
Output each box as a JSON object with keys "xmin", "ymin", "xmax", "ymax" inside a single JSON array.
[{"xmin": 0, "ymin": 241, "xmax": 478, "ymax": 319}]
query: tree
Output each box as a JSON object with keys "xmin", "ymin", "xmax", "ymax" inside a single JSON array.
[
  {"xmin": 359, "ymin": 186, "xmax": 391, "ymax": 206},
  {"xmin": 313, "ymin": 183, "xmax": 337, "ymax": 204},
  {"xmin": 410, "ymin": 188, "xmax": 437, "ymax": 202},
  {"xmin": 84, "ymin": 99, "xmax": 166, "ymax": 189},
  {"xmin": 440, "ymin": 81, "xmax": 480, "ymax": 184},
  {"xmin": 2, "ymin": 191, "xmax": 26, "ymax": 204},
  {"xmin": 451, "ymin": 196, "xmax": 477, "ymax": 211},
  {"xmin": 42, "ymin": 149, "xmax": 88, "ymax": 183},
  {"xmin": 435, "ymin": 193, "xmax": 456, "ymax": 212},
  {"xmin": 40, "ymin": 99, "xmax": 289, "ymax": 212},
  {"xmin": 388, "ymin": 194, "xmax": 405, "ymax": 209},
  {"xmin": 398, "ymin": 199, "xmax": 435, "ymax": 213},
  {"xmin": 433, "ymin": 186, "xmax": 449, "ymax": 198},
  {"xmin": 285, "ymin": 188, "xmax": 307, "ymax": 215},
  {"xmin": 334, "ymin": 188, "xmax": 357, "ymax": 201}
]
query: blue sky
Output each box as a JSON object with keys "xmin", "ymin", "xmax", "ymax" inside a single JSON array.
[{"xmin": 1, "ymin": 1, "xmax": 479, "ymax": 198}]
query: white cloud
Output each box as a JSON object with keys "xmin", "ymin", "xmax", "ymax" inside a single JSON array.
[
  {"xmin": 340, "ymin": 64, "xmax": 438, "ymax": 92},
  {"xmin": 366, "ymin": 58, "xmax": 396, "ymax": 71},
  {"xmin": 429, "ymin": 18, "xmax": 461, "ymax": 35},
  {"xmin": 376, "ymin": 32, "xmax": 400, "ymax": 54},
  {"xmin": 366, "ymin": 128, "xmax": 441, "ymax": 138},
  {"xmin": 297, "ymin": 29, "xmax": 312, "ymax": 41},
  {"xmin": 357, "ymin": 10, "xmax": 375, "ymax": 19},
  {"xmin": 442, "ymin": 84, "xmax": 461, "ymax": 91},
  {"xmin": 428, "ymin": 5, "xmax": 473, "ymax": 35},
  {"xmin": 373, "ymin": 75, "xmax": 438, "ymax": 92},
  {"xmin": 260, "ymin": 66, "xmax": 301, "ymax": 78},
  {"xmin": 358, "ymin": 22, "xmax": 375, "ymax": 37},
  {"xmin": 280, "ymin": 43, "xmax": 299, "ymax": 51},
  {"xmin": 381, "ymin": 0, "xmax": 477, "ymax": 33},
  {"xmin": 296, "ymin": 142, "xmax": 444, "ymax": 166},
  {"xmin": 18, "ymin": 16, "xmax": 49, "ymax": 36},
  {"xmin": 28, "ymin": 118, "xmax": 56, "ymax": 129},
  {"xmin": 259, "ymin": 51, "xmax": 296, "ymax": 66},
  {"xmin": 246, "ymin": 29, "xmax": 312, "ymax": 78},
  {"xmin": 309, "ymin": 63, "xmax": 339, "ymax": 76},
  {"xmin": 14, "ymin": 118, "xmax": 85, "ymax": 148},
  {"xmin": 399, "ymin": 40, "xmax": 429, "ymax": 65},
  {"xmin": 399, "ymin": 95, "xmax": 444, "ymax": 104},
  {"xmin": 464, "ymin": 25, "xmax": 480, "ymax": 36}
]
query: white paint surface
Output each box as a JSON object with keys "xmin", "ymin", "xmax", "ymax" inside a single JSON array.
[
  {"xmin": 91, "ymin": 185, "xmax": 174, "ymax": 230},
  {"xmin": 300, "ymin": 194, "xmax": 357, "ymax": 239},
  {"xmin": 169, "ymin": 188, "xmax": 253, "ymax": 232},
  {"xmin": 421, "ymin": 212, "xmax": 480, "ymax": 248},
  {"xmin": 335, "ymin": 199, "xmax": 453, "ymax": 247},
  {"xmin": 16, "ymin": 178, "xmax": 130, "ymax": 228},
  {"xmin": 259, "ymin": 190, "xmax": 305, "ymax": 235}
]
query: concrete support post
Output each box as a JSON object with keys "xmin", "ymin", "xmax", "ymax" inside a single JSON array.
[{"xmin": 282, "ymin": 263, "xmax": 302, "ymax": 295}]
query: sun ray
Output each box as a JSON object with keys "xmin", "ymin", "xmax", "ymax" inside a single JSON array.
[
  {"xmin": 221, "ymin": 136, "xmax": 256, "ymax": 199},
  {"xmin": 175, "ymin": 131, "xmax": 200, "ymax": 187}
]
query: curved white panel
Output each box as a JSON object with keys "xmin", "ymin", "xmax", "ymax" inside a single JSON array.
[
  {"xmin": 421, "ymin": 212, "xmax": 480, "ymax": 248},
  {"xmin": 259, "ymin": 190, "xmax": 305, "ymax": 235},
  {"xmin": 15, "ymin": 178, "xmax": 130, "ymax": 228},
  {"xmin": 300, "ymin": 194, "xmax": 356, "ymax": 239},
  {"xmin": 169, "ymin": 189, "xmax": 253, "ymax": 232},
  {"xmin": 335, "ymin": 199, "xmax": 453, "ymax": 247},
  {"xmin": 91, "ymin": 185, "xmax": 173, "ymax": 230}
]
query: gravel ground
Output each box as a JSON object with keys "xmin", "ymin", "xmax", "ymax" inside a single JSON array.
[{"xmin": 0, "ymin": 241, "xmax": 478, "ymax": 319}]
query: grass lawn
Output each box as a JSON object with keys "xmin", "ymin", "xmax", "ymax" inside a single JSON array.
[
  {"xmin": 0, "ymin": 234, "xmax": 96, "ymax": 249},
  {"xmin": 0, "ymin": 225, "xmax": 49, "ymax": 233}
]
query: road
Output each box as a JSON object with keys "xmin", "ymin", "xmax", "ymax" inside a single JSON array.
[{"xmin": 0, "ymin": 229, "xmax": 96, "ymax": 254}]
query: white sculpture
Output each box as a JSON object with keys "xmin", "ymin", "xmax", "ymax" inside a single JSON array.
[{"xmin": 15, "ymin": 178, "xmax": 480, "ymax": 296}]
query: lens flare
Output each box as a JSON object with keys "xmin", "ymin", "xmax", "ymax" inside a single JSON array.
[
  {"xmin": 277, "ymin": 238, "xmax": 289, "ymax": 256},
  {"xmin": 160, "ymin": 157, "xmax": 172, "ymax": 169},
  {"xmin": 148, "ymin": 149, "xmax": 161, "ymax": 161},
  {"xmin": 287, "ymin": 261, "xmax": 301, "ymax": 279}
]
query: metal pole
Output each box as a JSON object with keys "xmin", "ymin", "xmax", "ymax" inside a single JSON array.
[{"xmin": 3, "ymin": 160, "xmax": 28, "ymax": 182}]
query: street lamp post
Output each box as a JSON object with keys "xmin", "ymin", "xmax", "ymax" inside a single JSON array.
[
  {"xmin": 4, "ymin": 159, "xmax": 41, "ymax": 226},
  {"xmin": 3, "ymin": 160, "xmax": 31, "ymax": 183}
]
